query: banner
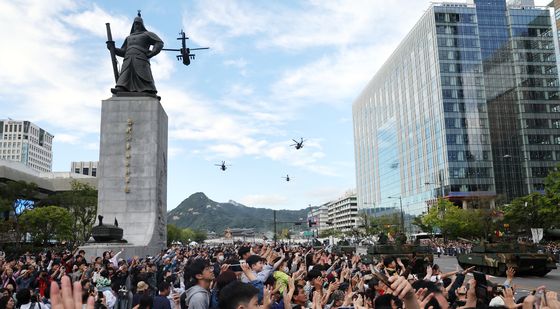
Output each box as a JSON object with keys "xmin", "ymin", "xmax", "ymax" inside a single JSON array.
[{"xmin": 531, "ymin": 228, "xmax": 544, "ymax": 243}]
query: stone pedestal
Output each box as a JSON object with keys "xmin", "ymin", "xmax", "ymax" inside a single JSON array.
[{"xmin": 81, "ymin": 96, "xmax": 167, "ymax": 259}]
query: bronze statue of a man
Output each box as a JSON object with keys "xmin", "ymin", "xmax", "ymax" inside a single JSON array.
[{"xmin": 107, "ymin": 13, "xmax": 164, "ymax": 95}]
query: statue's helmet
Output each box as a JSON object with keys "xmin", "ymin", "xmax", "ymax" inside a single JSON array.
[{"xmin": 130, "ymin": 12, "xmax": 148, "ymax": 33}]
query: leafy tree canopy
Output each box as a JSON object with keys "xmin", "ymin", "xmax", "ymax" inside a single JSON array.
[{"xmin": 19, "ymin": 206, "xmax": 72, "ymax": 245}]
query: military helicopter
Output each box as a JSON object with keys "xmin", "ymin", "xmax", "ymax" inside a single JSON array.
[
  {"xmin": 161, "ymin": 30, "xmax": 209, "ymax": 66},
  {"xmin": 290, "ymin": 138, "xmax": 305, "ymax": 150},
  {"xmin": 215, "ymin": 161, "xmax": 230, "ymax": 171},
  {"xmin": 282, "ymin": 174, "xmax": 291, "ymax": 182}
]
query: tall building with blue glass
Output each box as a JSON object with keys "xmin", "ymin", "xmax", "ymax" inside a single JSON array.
[{"xmin": 353, "ymin": 0, "xmax": 560, "ymax": 215}]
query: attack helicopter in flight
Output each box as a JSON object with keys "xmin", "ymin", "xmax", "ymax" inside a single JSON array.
[
  {"xmin": 215, "ymin": 161, "xmax": 230, "ymax": 171},
  {"xmin": 290, "ymin": 138, "xmax": 305, "ymax": 150}
]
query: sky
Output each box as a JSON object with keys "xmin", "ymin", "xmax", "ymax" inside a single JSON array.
[{"xmin": 0, "ymin": 0, "xmax": 550, "ymax": 211}]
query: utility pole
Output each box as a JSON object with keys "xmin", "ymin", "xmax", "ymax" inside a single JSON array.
[
  {"xmin": 273, "ymin": 210, "xmax": 277, "ymax": 245},
  {"xmin": 388, "ymin": 196, "xmax": 405, "ymax": 234}
]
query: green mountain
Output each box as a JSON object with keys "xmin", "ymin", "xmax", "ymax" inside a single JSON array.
[{"xmin": 167, "ymin": 192, "xmax": 310, "ymax": 234}]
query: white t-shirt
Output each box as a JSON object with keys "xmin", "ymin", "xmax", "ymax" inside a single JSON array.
[
  {"xmin": 489, "ymin": 296, "xmax": 505, "ymax": 307},
  {"xmin": 430, "ymin": 275, "xmax": 442, "ymax": 283},
  {"xmin": 19, "ymin": 302, "xmax": 49, "ymax": 309}
]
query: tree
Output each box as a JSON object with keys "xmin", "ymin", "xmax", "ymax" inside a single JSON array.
[
  {"xmin": 421, "ymin": 199, "xmax": 485, "ymax": 239},
  {"xmin": 319, "ymin": 229, "xmax": 343, "ymax": 238},
  {"xmin": 0, "ymin": 180, "xmax": 39, "ymax": 244},
  {"xmin": 502, "ymin": 193, "xmax": 556, "ymax": 232},
  {"xmin": 40, "ymin": 181, "xmax": 98, "ymax": 245},
  {"xmin": 543, "ymin": 166, "xmax": 560, "ymax": 228},
  {"xmin": 279, "ymin": 228, "xmax": 292, "ymax": 240},
  {"xmin": 369, "ymin": 213, "xmax": 401, "ymax": 236},
  {"xmin": 19, "ymin": 206, "xmax": 72, "ymax": 245},
  {"xmin": 192, "ymin": 229, "xmax": 207, "ymax": 243},
  {"xmin": 166, "ymin": 225, "xmax": 207, "ymax": 244},
  {"xmin": 411, "ymin": 215, "xmax": 434, "ymax": 233},
  {"xmin": 167, "ymin": 224, "xmax": 183, "ymax": 245}
]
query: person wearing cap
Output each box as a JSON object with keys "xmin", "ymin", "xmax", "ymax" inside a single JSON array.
[
  {"xmin": 132, "ymin": 281, "xmax": 150, "ymax": 307},
  {"xmin": 182, "ymin": 259, "xmax": 214, "ymax": 309}
]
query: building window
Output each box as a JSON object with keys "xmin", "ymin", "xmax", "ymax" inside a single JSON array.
[
  {"xmin": 75, "ymin": 168, "xmax": 80, "ymax": 174},
  {"xmin": 92, "ymin": 168, "xmax": 96, "ymax": 177},
  {"xmin": 528, "ymin": 135, "xmax": 550, "ymax": 144},
  {"xmin": 530, "ymin": 151, "xmax": 553, "ymax": 161},
  {"xmin": 82, "ymin": 167, "xmax": 89, "ymax": 175},
  {"xmin": 533, "ymin": 167, "xmax": 549, "ymax": 177}
]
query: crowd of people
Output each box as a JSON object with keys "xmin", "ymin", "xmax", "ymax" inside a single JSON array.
[
  {"xmin": 426, "ymin": 241, "xmax": 473, "ymax": 258},
  {"xmin": 541, "ymin": 243, "xmax": 560, "ymax": 263},
  {"xmin": 0, "ymin": 242, "xmax": 558, "ymax": 309}
]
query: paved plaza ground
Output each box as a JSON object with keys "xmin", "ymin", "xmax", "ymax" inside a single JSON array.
[{"xmin": 435, "ymin": 255, "xmax": 560, "ymax": 295}]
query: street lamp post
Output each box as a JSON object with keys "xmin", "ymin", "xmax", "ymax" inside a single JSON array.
[{"xmin": 387, "ymin": 196, "xmax": 405, "ymax": 234}]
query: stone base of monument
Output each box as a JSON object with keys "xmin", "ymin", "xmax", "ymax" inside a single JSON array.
[
  {"xmin": 79, "ymin": 243, "xmax": 159, "ymax": 260},
  {"xmin": 80, "ymin": 95, "xmax": 168, "ymax": 259}
]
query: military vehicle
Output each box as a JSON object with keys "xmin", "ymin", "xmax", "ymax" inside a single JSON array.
[
  {"xmin": 456, "ymin": 242, "xmax": 557, "ymax": 276},
  {"xmin": 366, "ymin": 244, "xmax": 434, "ymax": 277}
]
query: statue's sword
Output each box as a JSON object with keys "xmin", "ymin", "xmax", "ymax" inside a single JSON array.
[{"xmin": 105, "ymin": 23, "xmax": 120, "ymax": 83}]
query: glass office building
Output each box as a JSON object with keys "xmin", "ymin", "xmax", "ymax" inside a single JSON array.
[{"xmin": 353, "ymin": 0, "xmax": 560, "ymax": 215}]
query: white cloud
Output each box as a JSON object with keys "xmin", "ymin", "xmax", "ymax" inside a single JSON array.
[
  {"xmin": 185, "ymin": 0, "xmax": 428, "ymax": 51},
  {"xmin": 305, "ymin": 186, "xmax": 355, "ymax": 204},
  {"xmin": 63, "ymin": 4, "xmax": 131, "ymax": 39},
  {"xmin": 239, "ymin": 194, "xmax": 289, "ymax": 207},
  {"xmin": 272, "ymin": 45, "xmax": 398, "ymax": 106},
  {"xmin": 168, "ymin": 146, "xmax": 185, "ymax": 159},
  {"xmin": 55, "ymin": 133, "xmax": 80, "ymax": 144},
  {"xmin": 223, "ymin": 58, "xmax": 248, "ymax": 76}
]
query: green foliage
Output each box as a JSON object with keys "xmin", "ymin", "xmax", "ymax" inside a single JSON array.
[
  {"xmin": 368, "ymin": 213, "xmax": 401, "ymax": 235},
  {"xmin": 502, "ymin": 193, "xmax": 557, "ymax": 231},
  {"xmin": 279, "ymin": 228, "xmax": 292, "ymax": 240},
  {"xmin": 167, "ymin": 224, "xmax": 207, "ymax": 245},
  {"xmin": 0, "ymin": 180, "xmax": 39, "ymax": 243},
  {"xmin": 167, "ymin": 224, "xmax": 183, "ymax": 245},
  {"xmin": 319, "ymin": 229, "xmax": 343, "ymax": 238},
  {"xmin": 420, "ymin": 199, "xmax": 485, "ymax": 239},
  {"xmin": 411, "ymin": 215, "xmax": 433, "ymax": 233},
  {"xmin": 40, "ymin": 180, "xmax": 98, "ymax": 245},
  {"xmin": 501, "ymin": 165, "xmax": 560, "ymax": 232},
  {"xmin": 192, "ymin": 229, "xmax": 207, "ymax": 243},
  {"xmin": 19, "ymin": 206, "xmax": 72, "ymax": 245}
]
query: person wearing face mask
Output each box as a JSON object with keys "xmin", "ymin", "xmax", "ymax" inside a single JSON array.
[{"xmin": 212, "ymin": 251, "xmax": 225, "ymax": 278}]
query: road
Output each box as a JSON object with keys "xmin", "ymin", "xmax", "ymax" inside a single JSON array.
[{"xmin": 434, "ymin": 255, "xmax": 560, "ymax": 295}]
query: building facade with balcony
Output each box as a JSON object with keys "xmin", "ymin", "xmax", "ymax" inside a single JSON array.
[{"xmin": 326, "ymin": 191, "xmax": 359, "ymax": 232}]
